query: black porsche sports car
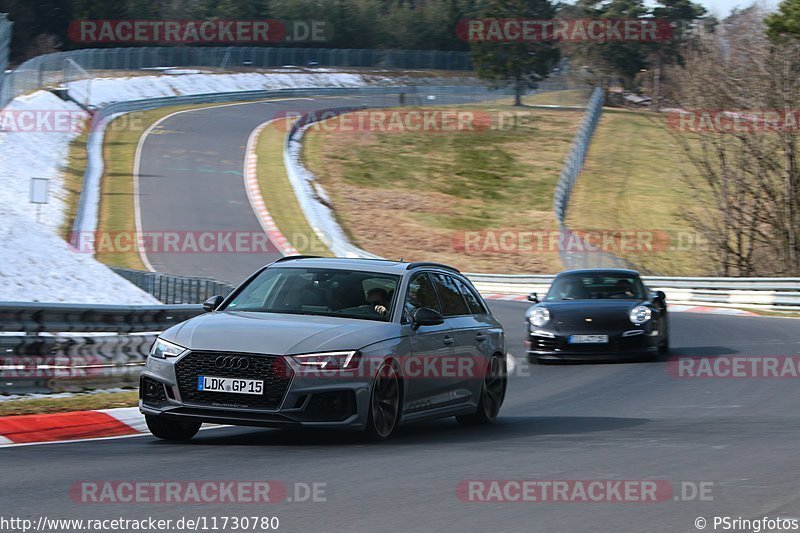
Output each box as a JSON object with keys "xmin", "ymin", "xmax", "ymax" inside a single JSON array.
[{"xmin": 525, "ymin": 269, "xmax": 669, "ymax": 362}]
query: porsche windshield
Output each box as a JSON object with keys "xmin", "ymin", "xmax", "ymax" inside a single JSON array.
[
  {"xmin": 545, "ymin": 274, "xmax": 649, "ymax": 301},
  {"xmin": 225, "ymin": 268, "xmax": 400, "ymax": 321}
]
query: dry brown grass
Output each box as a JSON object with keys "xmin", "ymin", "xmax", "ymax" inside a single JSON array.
[{"xmin": 303, "ymin": 104, "xmax": 585, "ymax": 273}]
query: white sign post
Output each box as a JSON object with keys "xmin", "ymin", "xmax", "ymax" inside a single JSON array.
[{"xmin": 30, "ymin": 178, "xmax": 49, "ymax": 224}]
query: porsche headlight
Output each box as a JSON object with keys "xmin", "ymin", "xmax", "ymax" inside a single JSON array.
[
  {"xmin": 529, "ymin": 307, "xmax": 551, "ymax": 328},
  {"xmin": 629, "ymin": 305, "xmax": 652, "ymax": 325},
  {"xmin": 149, "ymin": 338, "xmax": 187, "ymax": 359}
]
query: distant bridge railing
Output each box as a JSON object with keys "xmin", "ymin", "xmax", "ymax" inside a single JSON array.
[{"xmin": 0, "ymin": 46, "xmax": 476, "ymax": 108}]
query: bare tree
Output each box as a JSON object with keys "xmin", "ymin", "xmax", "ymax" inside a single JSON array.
[{"xmin": 669, "ymin": 7, "xmax": 800, "ymax": 275}]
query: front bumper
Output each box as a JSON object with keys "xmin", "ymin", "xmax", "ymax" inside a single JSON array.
[
  {"xmin": 139, "ymin": 351, "xmax": 373, "ymax": 430},
  {"xmin": 526, "ymin": 328, "xmax": 660, "ymax": 361}
]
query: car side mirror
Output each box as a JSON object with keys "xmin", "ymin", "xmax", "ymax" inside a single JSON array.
[
  {"xmin": 203, "ymin": 295, "xmax": 224, "ymax": 312},
  {"xmin": 653, "ymin": 290, "xmax": 666, "ymax": 301},
  {"xmin": 412, "ymin": 307, "xmax": 444, "ymax": 330},
  {"xmin": 528, "ymin": 292, "xmax": 539, "ymax": 303}
]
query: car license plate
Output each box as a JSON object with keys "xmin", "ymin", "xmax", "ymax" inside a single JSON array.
[
  {"xmin": 569, "ymin": 335, "xmax": 609, "ymax": 344},
  {"xmin": 197, "ymin": 376, "xmax": 263, "ymax": 395}
]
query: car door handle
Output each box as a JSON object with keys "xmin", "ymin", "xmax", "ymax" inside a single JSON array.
[
  {"xmin": 475, "ymin": 333, "xmax": 487, "ymax": 342},
  {"xmin": 443, "ymin": 335, "xmax": 455, "ymax": 345}
]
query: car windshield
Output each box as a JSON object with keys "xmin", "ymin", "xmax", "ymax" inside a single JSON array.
[
  {"xmin": 224, "ymin": 267, "xmax": 400, "ymax": 322},
  {"xmin": 545, "ymin": 273, "xmax": 649, "ymax": 301}
]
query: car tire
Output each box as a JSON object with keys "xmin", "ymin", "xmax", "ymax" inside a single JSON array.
[
  {"xmin": 457, "ymin": 354, "xmax": 507, "ymax": 425},
  {"xmin": 364, "ymin": 363, "xmax": 401, "ymax": 441},
  {"xmin": 658, "ymin": 336, "xmax": 670, "ymax": 354},
  {"xmin": 145, "ymin": 415, "xmax": 201, "ymax": 441}
]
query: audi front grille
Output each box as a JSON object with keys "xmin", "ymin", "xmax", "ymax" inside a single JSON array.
[{"xmin": 175, "ymin": 351, "xmax": 293, "ymax": 410}]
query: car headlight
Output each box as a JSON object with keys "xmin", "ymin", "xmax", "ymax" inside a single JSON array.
[
  {"xmin": 291, "ymin": 351, "xmax": 361, "ymax": 370},
  {"xmin": 529, "ymin": 307, "xmax": 551, "ymax": 328},
  {"xmin": 149, "ymin": 338, "xmax": 187, "ymax": 359},
  {"xmin": 629, "ymin": 305, "xmax": 652, "ymax": 325}
]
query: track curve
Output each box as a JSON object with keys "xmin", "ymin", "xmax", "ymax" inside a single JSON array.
[
  {"xmin": 3, "ymin": 304, "xmax": 800, "ymax": 532},
  {"xmin": 134, "ymin": 91, "xmax": 486, "ymax": 283}
]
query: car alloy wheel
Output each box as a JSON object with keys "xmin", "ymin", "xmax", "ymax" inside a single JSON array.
[
  {"xmin": 457, "ymin": 354, "xmax": 507, "ymax": 425},
  {"xmin": 366, "ymin": 363, "xmax": 400, "ymax": 440}
]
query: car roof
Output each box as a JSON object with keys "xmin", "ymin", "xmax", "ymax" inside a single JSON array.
[
  {"xmin": 265, "ymin": 256, "xmax": 460, "ymax": 275},
  {"xmin": 556, "ymin": 268, "xmax": 641, "ymax": 277}
]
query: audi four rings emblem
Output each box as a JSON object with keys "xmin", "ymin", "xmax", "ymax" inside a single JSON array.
[{"xmin": 215, "ymin": 355, "xmax": 251, "ymax": 370}]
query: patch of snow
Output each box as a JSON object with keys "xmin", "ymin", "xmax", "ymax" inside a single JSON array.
[
  {"xmin": 0, "ymin": 91, "xmax": 82, "ymax": 234},
  {"xmin": 162, "ymin": 68, "xmax": 212, "ymax": 75},
  {"xmin": 68, "ymin": 71, "xmax": 392, "ymax": 107},
  {"xmin": 0, "ymin": 71, "xmax": 395, "ymax": 304},
  {"xmin": 0, "ymin": 202, "xmax": 158, "ymax": 304},
  {"xmin": 0, "ymin": 91, "xmax": 157, "ymax": 304}
]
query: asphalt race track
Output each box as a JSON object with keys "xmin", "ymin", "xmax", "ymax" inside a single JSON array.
[
  {"xmin": 135, "ymin": 91, "xmax": 494, "ymax": 283},
  {"xmin": 4, "ymin": 303, "xmax": 800, "ymax": 532},
  {"xmin": 5, "ymin": 95, "xmax": 800, "ymax": 533}
]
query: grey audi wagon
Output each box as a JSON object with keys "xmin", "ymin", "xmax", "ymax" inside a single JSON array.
[{"xmin": 140, "ymin": 257, "xmax": 506, "ymax": 441}]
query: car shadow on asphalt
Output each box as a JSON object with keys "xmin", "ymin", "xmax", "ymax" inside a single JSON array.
[
  {"xmin": 527, "ymin": 345, "xmax": 739, "ymax": 366},
  {"xmin": 154, "ymin": 415, "xmax": 650, "ymax": 447}
]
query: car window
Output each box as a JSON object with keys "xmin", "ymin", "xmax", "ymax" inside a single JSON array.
[
  {"xmin": 225, "ymin": 267, "xmax": 400, "ymax": 322},
  {"xmin": 432, "ymin": 273, "xmax": 470, "ymax": 317},
  {"xmin": 454, "ymin": 278, "xmax": 486, "ymax": 315},
  {"xmin": 404, "ymin": 273, "xmax": 440, "ymax": 320},
  {"xmin": 545, "ymin": 274, "xmax": 648, "ymax": 301}
]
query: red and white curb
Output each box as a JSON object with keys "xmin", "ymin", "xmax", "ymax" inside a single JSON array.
[
  {"xmin": 480, "ymin": 294, "xmax": 757, "ymax": 315},
  {"xmin": 244, "ymin": 119, "xmax": 298, "ymax": 256},
  {"xmin": 0, "ymin": 407, "xmax": 147, "ymax": 447}
]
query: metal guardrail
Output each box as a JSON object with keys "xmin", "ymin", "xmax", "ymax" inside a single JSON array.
[
  {"xmin": 0, "ymin": 302, "xmax": 205, "ymax": 393},
  {"xmin": 466, "ymin": 273, "xmax": 800, "ymax": 310},
  {"xmin": 0, "ymin": 46, "xmax": 474, "ymax": 108},
  {"xmin": 552, "ymin": 87, "xmax": 604, "ymax": 225},
  {"xmin": 284, "ymin": 105, "xmax": 382, "ymax": 258},
  {"xmin": 550, "ymin": 88, "xmax": 631, "ymax": 270},
  {"xmin": 0, "ymin": 302, "xmax": 203, "ymax": 333},
  {"xmin": 0, "ymin": 14, "xmax": 10, "ymax": 101},
  {"xmin": 111, "ymin": 267, "xmax": 236, "ymax": 305},
  {"xmin": 0, "ymin": 333, "xmax": 156, "ymax": 394}
]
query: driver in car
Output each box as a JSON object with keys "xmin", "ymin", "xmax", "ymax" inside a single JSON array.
[
  {"xmin": 610, "ymin": 279, "xmax": 635, "ymax": 298},
  {"xmin": 367, "ymin": 288, "xmax": 390, "ymax": 317}
]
